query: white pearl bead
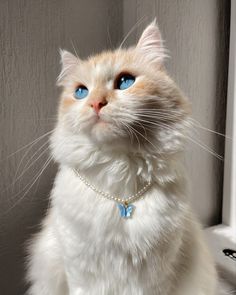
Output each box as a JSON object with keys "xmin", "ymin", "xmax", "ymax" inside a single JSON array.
[{"xmin": 73, "ymin": 168, "xmax": 152, "ymax": 205}]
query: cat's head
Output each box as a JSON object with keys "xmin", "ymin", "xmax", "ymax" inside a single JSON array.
[{"xmin": 51, "ymin": 21, "xmax": 190, "ymax": 166}]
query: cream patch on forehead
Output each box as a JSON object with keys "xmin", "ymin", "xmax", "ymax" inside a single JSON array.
[
  {"xmin": 93, "ymin": 61, "xmax": 113, "ymax": 80},
  {"xmin": 92, "ymin": 56, "xmax": 123, "ymax": 80}
]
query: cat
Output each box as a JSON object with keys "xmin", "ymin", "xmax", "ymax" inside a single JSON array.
[{"xmin": 26, "ymin": 21, "xmax": 217, "ymax": 295}]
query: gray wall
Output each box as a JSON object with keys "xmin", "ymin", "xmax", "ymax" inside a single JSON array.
[{"xmin": 0, "ymin": 1, "xmax": 229, "ymax": 294}]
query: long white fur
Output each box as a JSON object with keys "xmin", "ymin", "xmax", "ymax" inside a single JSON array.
[{"xmin": 26, "ymin": 22, "xmax": 217, "ymax": 295}]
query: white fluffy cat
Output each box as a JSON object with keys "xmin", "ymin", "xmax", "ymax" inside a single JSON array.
[{"xmin": 26, "ymin": 21, "xmax": 217, "ymax": 295}]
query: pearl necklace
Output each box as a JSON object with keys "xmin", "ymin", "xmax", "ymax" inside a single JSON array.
[{"xmin": 73, "ymin": 168, "xmax": 152, "ymax": 218}]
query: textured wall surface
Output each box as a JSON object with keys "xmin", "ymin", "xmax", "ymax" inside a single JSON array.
[
  {"xmin": 123, "ymin": 0, "xmax": 230, "ymax": 226},
  {"xmin": 0, "ymin": 0, "xmax": 229, "ymax": 294}
]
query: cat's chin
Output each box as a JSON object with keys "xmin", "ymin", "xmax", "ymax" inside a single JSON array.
[{"xmin": 90, "ymin": 120, "xmax": 125, "ymax": 143}]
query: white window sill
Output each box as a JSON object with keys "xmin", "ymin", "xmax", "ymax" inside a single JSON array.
[{"xmin": 205, "ymin": 224, "xmax": 236, "ymax": 290}]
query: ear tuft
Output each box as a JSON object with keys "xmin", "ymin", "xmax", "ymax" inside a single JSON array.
[
  {"xmin": 136, "ymin": 21, "xmax": 167, "ymax": 66},
  {"xmin": 57, "ymin": 49, "xmax": 79, "ymax": 85}
]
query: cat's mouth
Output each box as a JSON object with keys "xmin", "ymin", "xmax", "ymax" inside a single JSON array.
[
  {"xmin": 90, "ymin": 114, "xmax": 111, "ymax": 133},
  {"xmin": 88, "ymin": 113, "xmax": 125, "ymax": 142},
  {"xmin": 94, "ymin": 118, "xmax": 108, "ymax": 127},
  {"xmin": 92, "ymin": 111, "xmax": 112, "ymax": 126},
  {"xmin": 93, "ymin": 114, "xmax": 107, "ymax": 124}
]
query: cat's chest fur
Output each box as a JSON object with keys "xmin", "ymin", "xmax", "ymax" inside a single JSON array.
[{"xmin": 50, "ymin": 165, "xmax": 187, "ymax": 294}]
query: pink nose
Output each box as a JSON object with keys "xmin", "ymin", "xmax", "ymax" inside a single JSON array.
[{"xmin": 90, "ymin": 100, "xmax": 107, "ymax": 114}]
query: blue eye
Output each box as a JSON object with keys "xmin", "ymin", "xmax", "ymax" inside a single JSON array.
[
  {"xmin": 74, "ymin": 85, "xmax": 89, "ymax": 99},
  {"xmin": 116, "ymin": 74, "xmax": 135, "ymax": 90}
]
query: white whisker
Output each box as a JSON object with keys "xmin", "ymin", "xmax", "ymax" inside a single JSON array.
[
  {"xmin": 190, "ymin": 118, "xmax": 231, "ymax": 139},
  {"xmin": 119, "ymin": 16, "xmax": 146, "ymax": 49},
  {"xmin": 1, "ymin": 129, "xmax": 53, "ymax": 162},
  {"xmin": 14, "ymin": 139, "xmax": 50, "ymax": 182},
  {"xmin": 6, "ymin": 155, "xmax": 53, "ymax": 213},
  {"xmin": 2, "ymin": 145, "xmax": 51, "ymax": 195},
  {"xmin": 186, "ymin": 135, "xmax": 224, "ymax": 161}
]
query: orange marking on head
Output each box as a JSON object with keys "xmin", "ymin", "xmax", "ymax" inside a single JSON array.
[{"xmin": 60, "ymin": 97, "xmax": 76, "ymax": 113}]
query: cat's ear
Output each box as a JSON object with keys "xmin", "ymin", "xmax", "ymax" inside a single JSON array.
[
  {"xmin": 136, "ymin": 20, "xmax": 166, "ymax": 67},
  {"xmin": 57, "ymin": 49, "xmax": 79, "ymax": 85}
]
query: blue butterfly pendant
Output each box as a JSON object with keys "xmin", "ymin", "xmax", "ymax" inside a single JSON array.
[{"xmin": 117, "ymin": 202, "xmax": 135, "ymax": 218}]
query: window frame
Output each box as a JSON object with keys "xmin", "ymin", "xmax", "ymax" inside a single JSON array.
[{"xmin": 222, "ymin": 0, "xmax": 236, "ymax": 232}]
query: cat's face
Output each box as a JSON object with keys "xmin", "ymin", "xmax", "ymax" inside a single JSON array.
[{"xmin": 53, "ymin": 21, "xmax": 190, "ymax": 164}]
